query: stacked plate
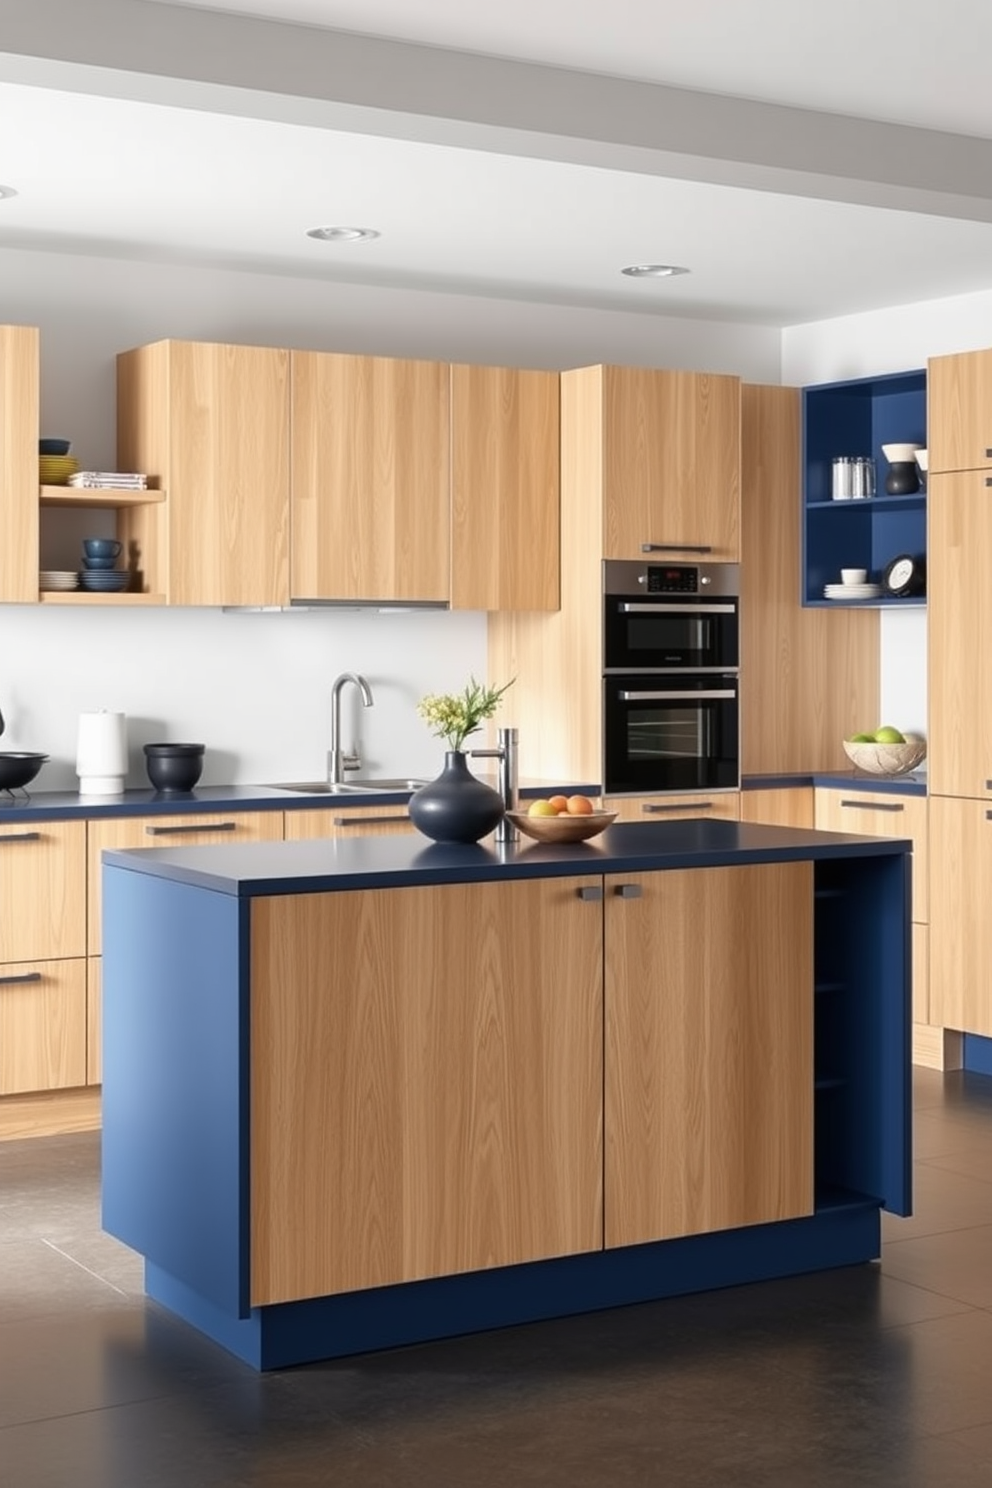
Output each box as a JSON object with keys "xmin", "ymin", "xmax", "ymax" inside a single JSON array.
[
  {"xmin": 79, "ymin": 570, "xmax": 129, "ymax": 593},
  {"xmin": 40, "ymin": 570, "xmax": 79, "ymax": 592},
  {"xmin": 823, "ymin": 582, "xmax": 882, "ymax": 600},
  {"xmin": 39, "ymin": 454, "xmax": 80, "ymax": 486}
]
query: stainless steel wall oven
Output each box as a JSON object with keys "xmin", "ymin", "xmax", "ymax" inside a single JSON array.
[{"xmin": 602, "ymin": 559, "xmax": 740, "ymax": 796}]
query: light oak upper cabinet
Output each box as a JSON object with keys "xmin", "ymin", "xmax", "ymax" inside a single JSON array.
[
  {"xmin": 117, "ymin": 340, "xmax": 291, "ymax": 607},
  {"xmin": 928, "ymin": 348, "xmax": 992, "ymax": 475},
  {"xmin": 928, "ymin": 470, "xmax": 992, "ymax": 799},
  {"xmin": 291, "ymin": 352, "xmax": 449, "ymax": 604},
  {"xmin": 0, "ymin": 324, "xmax": 40, "ymax": 603},
  {"xmin": 450, "ymin": 364, "xmax": 559, "ymax": 611},
  {"xmin": 590, "ymin": 365, "xmax": 740, "ymax": 560}
]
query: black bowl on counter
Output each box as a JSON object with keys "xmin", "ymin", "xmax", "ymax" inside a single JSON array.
[
  {"xmin": 0, "ymin": 752, "xmax": 48, "ymax": 791},
  {"xmin": 144, "ymin": 742, "xmax": 205, "ymax": 792}
]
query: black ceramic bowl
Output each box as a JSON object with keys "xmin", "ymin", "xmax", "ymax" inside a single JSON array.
[
  {"xmin": 39, "ymin": 438, "xmax": 71, "ymax": 456},
  {"xmin": 0, "ymin": 752, "xmax": 48, "ymax": 791},
  {"xmin": 143, "ymin": 743, "xmax": 205, "ymax": 792}
]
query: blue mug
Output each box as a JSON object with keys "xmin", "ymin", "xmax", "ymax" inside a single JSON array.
[{"xmin": 83, "ymin": 538, "xmax": 122, "ymax": 561}]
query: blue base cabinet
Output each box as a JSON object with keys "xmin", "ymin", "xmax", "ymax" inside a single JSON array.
[{"xmin": 802, "ymin": 370, "xmax": 927, "ymax": 607}]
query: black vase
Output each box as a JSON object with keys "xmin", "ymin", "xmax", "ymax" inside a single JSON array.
[
  {"xmin": 408, "ymin": 750, "xmax": 505, "ymax": 844},
  {"xmin": 884, "ymin": 461, "xmax": 919, "ymax": 496}
]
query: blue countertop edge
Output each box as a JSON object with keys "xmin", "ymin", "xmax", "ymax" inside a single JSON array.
[
  {"xmin": 0, "ymin": 778, "xmax": 602, "ymax": 823},
  {"xmin": 102, "ymin": 818, "xmax": 912, "ymax": 899}
]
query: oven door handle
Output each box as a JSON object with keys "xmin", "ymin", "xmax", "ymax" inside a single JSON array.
[
  {"xmin": 619, "ymin": 689, "xmax": 738, "ymax": 701},
  {"xmin": 618, "ymin": 602, "xmax": 737, "ymax": 615}
]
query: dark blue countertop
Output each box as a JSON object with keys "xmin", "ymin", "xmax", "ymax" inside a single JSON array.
[
  {"xmin": 0, "ymin": 778, "xmax": 601, "ymax": 824},
  {"xmin": 103, "ymin": 818, "xmax": 911, "ymax": 900},
  {"xmin": 742, "ymin": 771, "xmax": 928, "ymax": 797}
]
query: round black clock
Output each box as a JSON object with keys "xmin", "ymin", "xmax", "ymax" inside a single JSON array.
[{"xmin": 882, "ymin": 553, "xmax": 925, "ymax": 598}]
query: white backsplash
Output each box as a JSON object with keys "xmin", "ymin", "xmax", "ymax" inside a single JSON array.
[{"xmin": 0, "ymin": 604, "xmax": 489, "ymax": 792}]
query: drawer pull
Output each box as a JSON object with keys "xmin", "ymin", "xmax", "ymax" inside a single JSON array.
[
  {"xmin": 643, "ymin": 801, "xmax": 714, "ymax": 813},
  {"xmin": 839, "ymin": 799, "xmax": 904, "ymax": 813},
  {"xmin": 331, "ymin": 814, "xmax": 410, "ymax": 828},
  {"xmin": 986, "ymin": 448, "xmax": 992, "ymax": 460},
  {"xmin": 145, "ymin": 821, "xmax": 238, "ymax": 836},
  {"xmin": 986, "ymin": 477, "xmax": 992, "ymax": 487},
  {"xmin": 577, "ymin": 885, "xmax": 603, "ymax": 902},
  {"xmin": 641, "ymin": 542, "xmax": 713, "ymax": 555},
  {"xmin": 0, "ymin": 831, "xmax": 41, "ymax": 843},
  {"xmin": 614, "ymin": 883, "xmax": 643, "ymax": 899},
  {"xmin": 0, "ymin": 971, "xmax": 42, "ymax": 986}
]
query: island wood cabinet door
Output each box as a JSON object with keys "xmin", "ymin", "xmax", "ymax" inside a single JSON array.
[
  {"xmin": 927, "ymin": 471, "xmax": 992, "ymax": 799},
  {"xmin": 87, "ymin": 811, "xmax": 284, "ymax": 955},
  {"xmin": 604, "ymin": 862, "xmax": 814, "ymax": 1249},
  {"xmin": 249, "ymin": 874, "xmax": 604, "ymax": 1306},
  {"xmin": 588, "ymin": 365, "xmax": 740, "ymax": 562},
  {"xmin": 117, "ymin": 339, "xmax": 291, "ymax": 607},
  {"xmin": 290, "ymin": 351, "xmax": 450, "ymax": 604},
  {"xmin": 930, "ymin": 795, "xmax": 992, "ymax": 1035},
  {"xmin": 283, "ymin": 805, "xmax": 415, "ymax": 839},
  {"xmin": 450, "ymin": 363, "xmax": 560, "ymax": 611},
  {"xmin": 928, "ymin": 348, "xmax": 992, "ymax": 474}
]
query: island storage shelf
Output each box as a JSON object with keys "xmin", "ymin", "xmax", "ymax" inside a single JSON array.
[{"xmin": 101, "ymin": 819, "xmax": 911, "ymax": 1370}]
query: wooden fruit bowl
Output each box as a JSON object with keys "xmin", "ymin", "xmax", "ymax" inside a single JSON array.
[{"xmin": 506, "ymin": 809, "xmax": 618, "ymax": 844}]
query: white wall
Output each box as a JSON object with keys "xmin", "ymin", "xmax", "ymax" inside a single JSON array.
[
  {"xmin": 781, "ymin": 285, "xmax": 992, "ymax": 750},
  {"xmin": 0, "ymin": 243, "xmax": 781, "ymax": 789}
]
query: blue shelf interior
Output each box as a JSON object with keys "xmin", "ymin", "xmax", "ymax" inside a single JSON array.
[{"xmin": 802, "ymin": 370, "xmax": 927, "ymax": 604}]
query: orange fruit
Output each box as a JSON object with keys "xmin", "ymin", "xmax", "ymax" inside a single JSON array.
[
  {"xmin": 549, "ymin": 794, "xmax": 569, "ymax": 814},
  {"xmin": 528, "ymin": 799, "xmax": 558, "ymax": 817},
  {"xmin": 566, "ymin": 794, "xmax": 595, "ymax": 815}
]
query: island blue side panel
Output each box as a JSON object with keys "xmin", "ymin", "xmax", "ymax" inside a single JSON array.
[{"xmin": 101, "ymin": 865, "xmax": 249, "ymax": 1318}]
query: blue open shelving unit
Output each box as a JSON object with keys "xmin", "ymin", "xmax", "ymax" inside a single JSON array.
[{"xmin": 802, "ymin": 369, "xmax": 927, "ymax": 608}]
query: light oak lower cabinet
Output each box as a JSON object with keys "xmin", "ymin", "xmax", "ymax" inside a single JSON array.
[
  {"xmin": 930, "ymin": 796, "xmax": 992, "ymax": 1036},
  {"xmin": 0, "ymin": 821, "xmax": 87, "ymax": 1098},
  {"xmin": 87, "ymin": 811, "xmax": 284, "ymax": 955},
  {"xmin": 605, "ymin": 793, "xmax": 740, "ymax": 823},
  {"xmin": 605, "ymin": 863, "xmax": 814, "ymax": 1247},
  {"xmin": 250, "ymin": 875, "xmax": 604, "ymax": 1303},
  {"xmin": 283, "ymin": 804, "xmax": 414, "ymax": 839},
  {"xmin": 739, "ymin": 787, "xmax": 814, "ymax": 828}
]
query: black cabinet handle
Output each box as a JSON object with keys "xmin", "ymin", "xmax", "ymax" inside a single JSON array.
[
  {"xmin": 641, "ymin": 542, "xmax": 713, "ymax": 555},
  {"xmin": 614, "ymin": 883, "xmax": 643, "ymax": 899},
  {"xmin": 643, "ymin": 801, "xmax": 715, "ymax": 813},
  {"xmin": 576, "ymin": 886, "xmax": 603, "ymax": 902},
  {"xmin": 0, "ymin": 831, "xmax": 41, "ymax": 843},
  {"xmin": 0, "ymin": 971, "xmax": 42, "ymax": 986},
  {"xmin": 331, "ymin": 814, "xmax": 410, "ymax": 828},
  {"xmin": 985, "ymin": 448, "xmax": 992, "ymax": 459},
  {"xmin": 839, "ymin": 799, "xmax": 904, "ymax": 813},
  {"xmin": 145, "ymin": 821, "xmax": 237, "ymax": 836},
  {"xmin": 986, "ymin": 477, "xmax": 992, "ymax": 487}
]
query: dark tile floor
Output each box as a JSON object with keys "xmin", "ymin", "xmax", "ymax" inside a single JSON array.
[{"xmin": 3, "ymin": 1067, "xmax": 992, "ymax": 1486}]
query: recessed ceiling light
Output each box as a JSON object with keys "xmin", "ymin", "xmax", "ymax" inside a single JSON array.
[
  {"xmin": 306, "ymin": 226, "xmax": 380, "ymax": 243},
  {"xmin": 621, "ymin": 264, "xmax": 690, "ymax": 278},
  {"xmin": 0, "ymin": 185, "xmax": 18, "ymax": 201}
]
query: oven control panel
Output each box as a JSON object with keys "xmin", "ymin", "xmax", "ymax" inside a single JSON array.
[{"xmin": 645, "ymin": 565, "xmax": 699, "ymax": 593}]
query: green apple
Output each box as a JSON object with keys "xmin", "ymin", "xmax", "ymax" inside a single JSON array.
[
  {"xmin": 848, "ymin": 732, "xmax": 875, "ymax": 743},
  {"xmin": 873, "ymin": 725, "xmax": 905, "ymax": 744}
]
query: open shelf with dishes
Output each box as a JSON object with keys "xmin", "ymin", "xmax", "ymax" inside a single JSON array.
[
  {"xmin": 38, "ymin": 484, "xmax": 166, "ymax": 604},
  {"xmin": 802, "ymin": 369, "xmax": 927, "ymax": 608}
]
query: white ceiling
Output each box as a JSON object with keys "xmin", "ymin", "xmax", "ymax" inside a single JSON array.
[{"xmin": 2, "ymin": 0, "xmax": 992, "ymax": 327}]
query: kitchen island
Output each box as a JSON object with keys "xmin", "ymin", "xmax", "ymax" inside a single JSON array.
[{"xmin": 101, "ymin": 819, "xmax": 911, "ymax": 1370}]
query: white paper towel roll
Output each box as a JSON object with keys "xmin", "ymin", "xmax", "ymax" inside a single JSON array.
[{"xmin": 76, "ymin": 710, "xmax": 128, "ymax": 794}]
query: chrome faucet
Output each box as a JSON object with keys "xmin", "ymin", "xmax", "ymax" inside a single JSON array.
[
  {"xmin": 470, "ymin": 726, "xmax": 519, "ymax": 843},
  {"xmin": 328, "ymin": 672, "xmax": 374, "ymax": 784}
]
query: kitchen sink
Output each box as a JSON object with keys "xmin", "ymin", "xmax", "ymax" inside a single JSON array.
[{"xmin": 270, "ymin": 778, "xmax": 430, "ymax": 795}]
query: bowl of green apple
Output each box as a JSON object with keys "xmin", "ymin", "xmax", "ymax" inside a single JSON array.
[{"xmin": 843, "ymin": 726, "xmax": 927, "ymax": 776}]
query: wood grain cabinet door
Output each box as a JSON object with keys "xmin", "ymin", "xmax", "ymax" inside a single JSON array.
[
  {"xmin": 605, "ymin": 863, "xmax": 814, "ymax": 1249},
  {"xmin": 249, "ymin": 875, "xmax": 604, "ymax": 1305},
  {"xmin": 291, "ymin": 351, "xmax": 450, "ymax": 603},
  {"xmin": 283, "ymin": 805, "xmax": 415, "ymax": 839},
  {"xmin": 605, "ymin": 793, "xmax": 740, "ymax": 823},
  {"xmin": 928, "ymin": 471, "xmax": 992, "ymax": 798},
  {"xmin": 450, "ymin": 363, "xmax": 560, "ymax": 611},
  {"xmin": 0, "ymin": 820, "xmax": 85, "ymax": 962},
  {"xmin": 0, "ymin": 958, "xmax": 86, "ymax": 1095},
  {"xmin": 928, "ymin": 348, "xmax": 992, "ymax": 474},
  {"xmin": 117, "ymin": 340, "xmax": 291, "ymax": 607},
  {"xmin": 930, "ymin": 796, "xmax": 992, "ymax": 1035},
  {"xmin": 602, "ymin": 366, "xmax": 741, "ymax": 561},
  {"xmin": 0, "ymin": 324, "xmax": 40, "ymax": 603}
]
